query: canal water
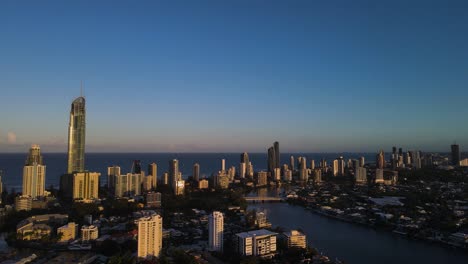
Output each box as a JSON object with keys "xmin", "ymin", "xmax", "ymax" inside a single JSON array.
[{"xmin": 248, "ymin": 202, "xmax": 468, "ymax": 264}]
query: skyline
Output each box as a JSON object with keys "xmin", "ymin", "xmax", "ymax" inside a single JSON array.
[{"xmin": 1, "ymin": 1, "xmax": 468, "ymax": 152}]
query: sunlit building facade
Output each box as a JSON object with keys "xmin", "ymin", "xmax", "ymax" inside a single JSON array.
[
  {"xmin": 23, "ymin": 145, "xmax": 46, "ymax": 198},
  {"xmin": 67, "ymin": 97, "xmax": 86, "ymax": 174}
]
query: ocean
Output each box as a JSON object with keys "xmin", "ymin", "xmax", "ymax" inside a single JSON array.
[{"xmin": 0, "ymin": 153, "xmax": 378, "ymax": 191}]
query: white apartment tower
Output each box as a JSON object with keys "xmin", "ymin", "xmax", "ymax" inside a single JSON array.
[
  {"xmin": 22, "ymin": 145, "xmax": 46, "ymax": 198},
  {"xmin": 138, "ymin": 214, "xmax": 163, "ymax": 259},
  {"xmin": 209, "ymin": 211, "xmax": 224, "ymax": 252}
]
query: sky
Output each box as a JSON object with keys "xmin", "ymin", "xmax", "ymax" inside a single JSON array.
[{"xmin": 0, "ymin": 0, "xmax": 467, "ymax": 153}]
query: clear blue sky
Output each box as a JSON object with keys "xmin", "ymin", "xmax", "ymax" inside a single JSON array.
[{"xmin": 1, "ymin": 0, "xmax": 467, "ymax": 153}]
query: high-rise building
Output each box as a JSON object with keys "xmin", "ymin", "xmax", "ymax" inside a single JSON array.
[
  {"xmin": 22, "ymin": 145, "xmax": 46, "ymax": 198},
  {"xmin": 267, "ymin": 147, "xmax": 275, "ymax": 175},
  {"xmin": 132, "ymin": 160, "xmax": 142, "ymax": 174},
  {"xmin": 352, "ymin": 159, "xmax": 360, "ymax": 169},
  {"xmin": 355, "ymin": 167, "xmax": 367, "ymax": 184},
  {"xmin": 333, "ymin": 157, "xmax": 345, "ymax": 176},
  {"xmin": 174, "ymin": 180, "xmax": 185, "ymax": 195},
  {"xmin": 247, "ymin": 162, "xmax": 254, "ymax": 178},
  {"xmin": 162, "ymin": 172, "xmax": 169, "ymax": 185},
  {"xmin": 209, "ymin": 211, "xmax": 224, "ymax": 252},
  {"xmin": 290, "ymin": 156, "xmax": 295, "ymax": 171},
  {"xmin": 241, "ymin": 152, "xmax": 249, "ymax": 165},
  {"xmin": 114, "ymin": 173, "xmax": 143, "ymax": 197},
  {"xmin": 214, "ymin": 172, "xmax": 229, "ymax": 189},
  {"xmin": 257, "ymin": 171, "xmax": 268, "ymax": 186},
  {"xmin": 137, "ymin": 214, "xmax": 163, "ymax": 259},
  {"xmin": 283, "ymin": 169, "xmax": 292, "ymax": 182},
  {"xmin": 405, "ymin": 151, "xmax": 411, "ymax": 165},
  {"xmin": 72, "ymin": 172, "xmax": 100, "ymax": 200},
  {"xmin": 193, "ymin": 163, "xmax": 200, "ymax": 181},
  {"xmin": 239, "ymin": 162, "xmax": 246, "ymax": 178},
  {"xmin": 299, "ymin": 156, "xmax": 307, "ymax": 181},
  {"xmin": 0, "ymin": 170, "xmax": 3, "ymax": 201},
  {"xmin": 376, "ymin": 150, "xmax": 385, "ymax": 169},
  {"xmin": 412, "ymin": 151, "xmax": 421, "ymax": 169},
  {"xmin": 67, "ymin": 96, "xmax": 86, "ymax": 174},
  {"xmin": 451, "ymin": 144, "xmax": 461, "ymax": 166},
  {"xmin": 375, "ymin": 169, "xmax": 384, "ymax": 184},
  {"xmin": 148, "ymin": 163, "xmax": 157, "ymax": 189},
  {"xmin": 313, "ymin": 169, "xmax": 322, "ymax": 184},
  {"xmin": 274, "ymin": 141, "xmax": 280, "ymax": 169},
  {"xmin": 221, "ymin": 159, "xmax": 226, "ymax": 172},
  {"xmin": 310, "ymin": 160, "xmax": 315, "ymax": 170},
  {"xmin": 107, "ymin": 165, "xmax": 120, "ymax": 193},
  {"xmin": 273, "ymin": 168, "xmax": 281, "ymax": 181},
  {"xmin": 169, "ymin": 159, "xmax": 179, "ymax": 189}
]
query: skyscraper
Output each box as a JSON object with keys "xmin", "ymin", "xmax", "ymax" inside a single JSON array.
[
  {"xmin": 67, "ymin": 96, "xmax": 86, "ymax": 174},
  {"xmin": 132, "ymin": 160, "xmax": 142, "ymax": 174},
  {"xmin": 107, "ymin": 165, "xmax": 120, "ymax": 193},
  {"xmin": 148, "ymin": 163, "xmax": 157, "ymax": 189},
  {"xmin": 290, "ymin": 155, "xmax": 295, "ymax": 171},
  {"xmin": 376, "ymin": 150, "xmax": 385, "ymax": 169},
  {"xmin": 451, "ymin": 144, "xmax": 461, "ymax": 166},
  {"xmin": 333, "ymin": 157, "xmax": 345, "ymax": 176},
  {"xmin": 72, "ymin": 171, "xmax": 101, "ymax": 200},
  {"xmin": 169, "ymin": 159, "xmax": 179, "ymax": 188},
  {"xmin": 137, "ymin": 214, "xmax": 163, "ymax": 259},
  {"xmin": 274, "ymin": 141, "xmax": 280, "ymax": 169},
  {"xmin": 267, "ymin": 147, "xmax": 275, "ymax": 175},
  {"xmin": 240, "ymin": 152, "xmax": 249, "ymax": 178},
  {"xmin": 193, "ymin": 163, "xmax": 200, "ymax": 181},
  {"xmin": 240, "ymin": 152, "xmax": 250, "ymax": 165},
  {"xmin": 209, "ymin": 211, "xmax": 224, "ymax": 252},
  {"xmin": 0, "ymin": 170, "xmax": 3, "ymax": 201},
  {"xmin": 22, "ymin": 145, "xmax": 46, "ymax": 198}
]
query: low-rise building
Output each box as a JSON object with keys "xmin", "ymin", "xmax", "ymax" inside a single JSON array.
[
  {"xmin": 235, "ymin": 229, "xmax": 277, "ymax": 258},
  {"xmin": 283, "ymin": 230, "xmax": 307, "ymax": 249},
  {"xmin": 81, "ymin": 225, "xmax": 99, "ymax": 242},
  {"xmin": 16, "ymin": 214, "xmax": 68, "ymax": 241},
  {"xmin": 15, "ymin": 195, "xmax": 32, "ymax": 211},
  {"xmin": 146, "ymin": 192, "xmax": 162, "ymax": 208},
  {"xmin": 57, "ymin": 222, "xmax": 78, "ymax": 242}
]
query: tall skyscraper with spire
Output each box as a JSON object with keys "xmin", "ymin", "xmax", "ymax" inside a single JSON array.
[
  {"xmin": 67, "ymin": 96, "xmax": 86, "ymax": 174},
  {"xmin": 23, "ymin": 144, "xmax": 46, "ymax": 198}
]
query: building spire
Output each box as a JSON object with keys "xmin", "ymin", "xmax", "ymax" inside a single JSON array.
[{"xmin": 80, "ymin": 80, "xmax": 83, "ymax": 98}]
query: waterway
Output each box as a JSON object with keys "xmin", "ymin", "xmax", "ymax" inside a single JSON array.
[{"xmin": 248, "ymin": 202, "xmax": 468, "ymax": 264}]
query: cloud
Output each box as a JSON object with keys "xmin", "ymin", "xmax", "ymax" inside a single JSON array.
[{"xmin": 7, "ymin": 132, "xmax": 17, "ymax": 144}]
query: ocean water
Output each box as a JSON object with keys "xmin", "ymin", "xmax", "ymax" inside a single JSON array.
[{"xmin": 0, "ymin": 153, "xmax": 378, "ymax": 191}]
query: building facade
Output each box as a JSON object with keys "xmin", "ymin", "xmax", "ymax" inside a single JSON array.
[
  {"xmin": 235, "ymin": 229, "xmax": 277, "ymax": 258},
  {"xmin": 209, "ymin": 211, "xmax": 224, "ymax": 252},
  {"xmin": 81, "ymin": 225, "xmax": 98, "ymax": 242},
  {"xmin": 283, "ymin": 230, "xmax": 307, "ymax": 249},
  {"xmin": 22, "ymin": 145, "xmax": 46, "ymax": 199},
  {"xmin": 67, "ymin": 97, "xmax": 86, "ymax": 174},
  {"xmin": 137, "ymin": 214, "xmax": 163, "ymax": 259}
]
